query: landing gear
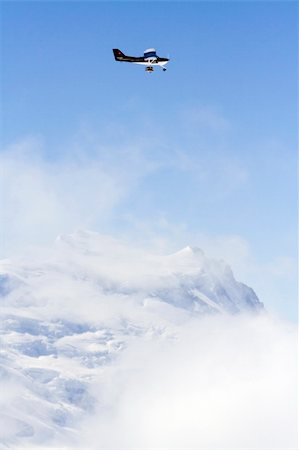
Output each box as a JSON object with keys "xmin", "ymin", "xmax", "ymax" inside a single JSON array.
[{"xmin": 145, "ymin": 65, "xmax": 167, "ymax": 73}]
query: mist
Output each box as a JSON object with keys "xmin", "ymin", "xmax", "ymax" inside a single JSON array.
[{"xmin": 72, "ymin": 314, "xmax": 296, "ymax": 450}]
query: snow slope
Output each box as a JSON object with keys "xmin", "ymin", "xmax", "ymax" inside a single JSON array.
[{"xmin": 0, "ymin": 230, "xmax": 273, "ymax": 448}]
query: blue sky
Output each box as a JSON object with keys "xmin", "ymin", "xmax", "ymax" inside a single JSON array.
[{"xmin": 1, "ymin": 1, "xmax": 297, "ymax": 320}]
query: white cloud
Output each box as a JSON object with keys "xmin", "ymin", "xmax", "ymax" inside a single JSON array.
[
  {"xmin": 0, "ymin": 136, "xmax": 154, "ymax": 256},
  {"xmin": 79, "ymin": 315, "xmax": 297, "ymax": 450},
  {"xmin": 0, "ymin": 126, "xmax": 248, "ymax": 257}
]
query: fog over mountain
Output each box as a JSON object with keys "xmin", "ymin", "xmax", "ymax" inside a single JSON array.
[{"xmin": 0, "ymin": 230, "xmax": 296, "ymax": 449}]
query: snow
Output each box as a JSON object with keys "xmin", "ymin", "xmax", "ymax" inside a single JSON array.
[{"xmin": 0, "ymin": 231, "xmax": 296, "ymax": 449}]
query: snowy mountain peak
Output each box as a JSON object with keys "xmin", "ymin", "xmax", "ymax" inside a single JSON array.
[
  {"xmin": 0, "ymin": 230, "xmax": 264, "ymax": 447},
  {"xmin": 175, "ymin": 245, "xmax": 204, "ymax": 255},
  {"xmin": 171, "ymin": 245, "xmax": 205, "ymax": 262},
  {"xmin": 1, "ymin": 230, "xmax": 263, "ymax": 316}
]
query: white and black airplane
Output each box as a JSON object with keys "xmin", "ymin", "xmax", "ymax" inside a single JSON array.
[{"xmin": 113, "ymin": 48, "xmax": 169, "ymax": 72}]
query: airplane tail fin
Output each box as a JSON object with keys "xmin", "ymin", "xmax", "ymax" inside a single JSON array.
[{"xmin": 113, "ymin": 49, "xmax": 126, "ymax": 60}]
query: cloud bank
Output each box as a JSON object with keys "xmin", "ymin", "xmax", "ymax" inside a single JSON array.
[{"xmin": 80, "ymin": 315, "xmax": 297, "ymax": 450}]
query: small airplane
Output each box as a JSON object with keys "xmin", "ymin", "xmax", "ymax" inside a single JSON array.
[{"xmin": 113, "ymin": 48, "xmax": 169, "ymax": 72}]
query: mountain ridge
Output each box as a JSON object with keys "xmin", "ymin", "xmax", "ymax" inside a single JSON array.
[{"xmin": 0, "ymin": 230, "xmax": 263, "ymax": 447}]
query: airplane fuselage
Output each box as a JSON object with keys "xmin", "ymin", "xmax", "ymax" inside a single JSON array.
[{"xmin": 113, "ymin": 48, "xmax": 169, "ymax": 71}]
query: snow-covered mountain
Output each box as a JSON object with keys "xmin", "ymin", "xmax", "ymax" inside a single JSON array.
[{"xmin": 0, "ymin": 230, "xmax": 264, "ymax": 448}]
